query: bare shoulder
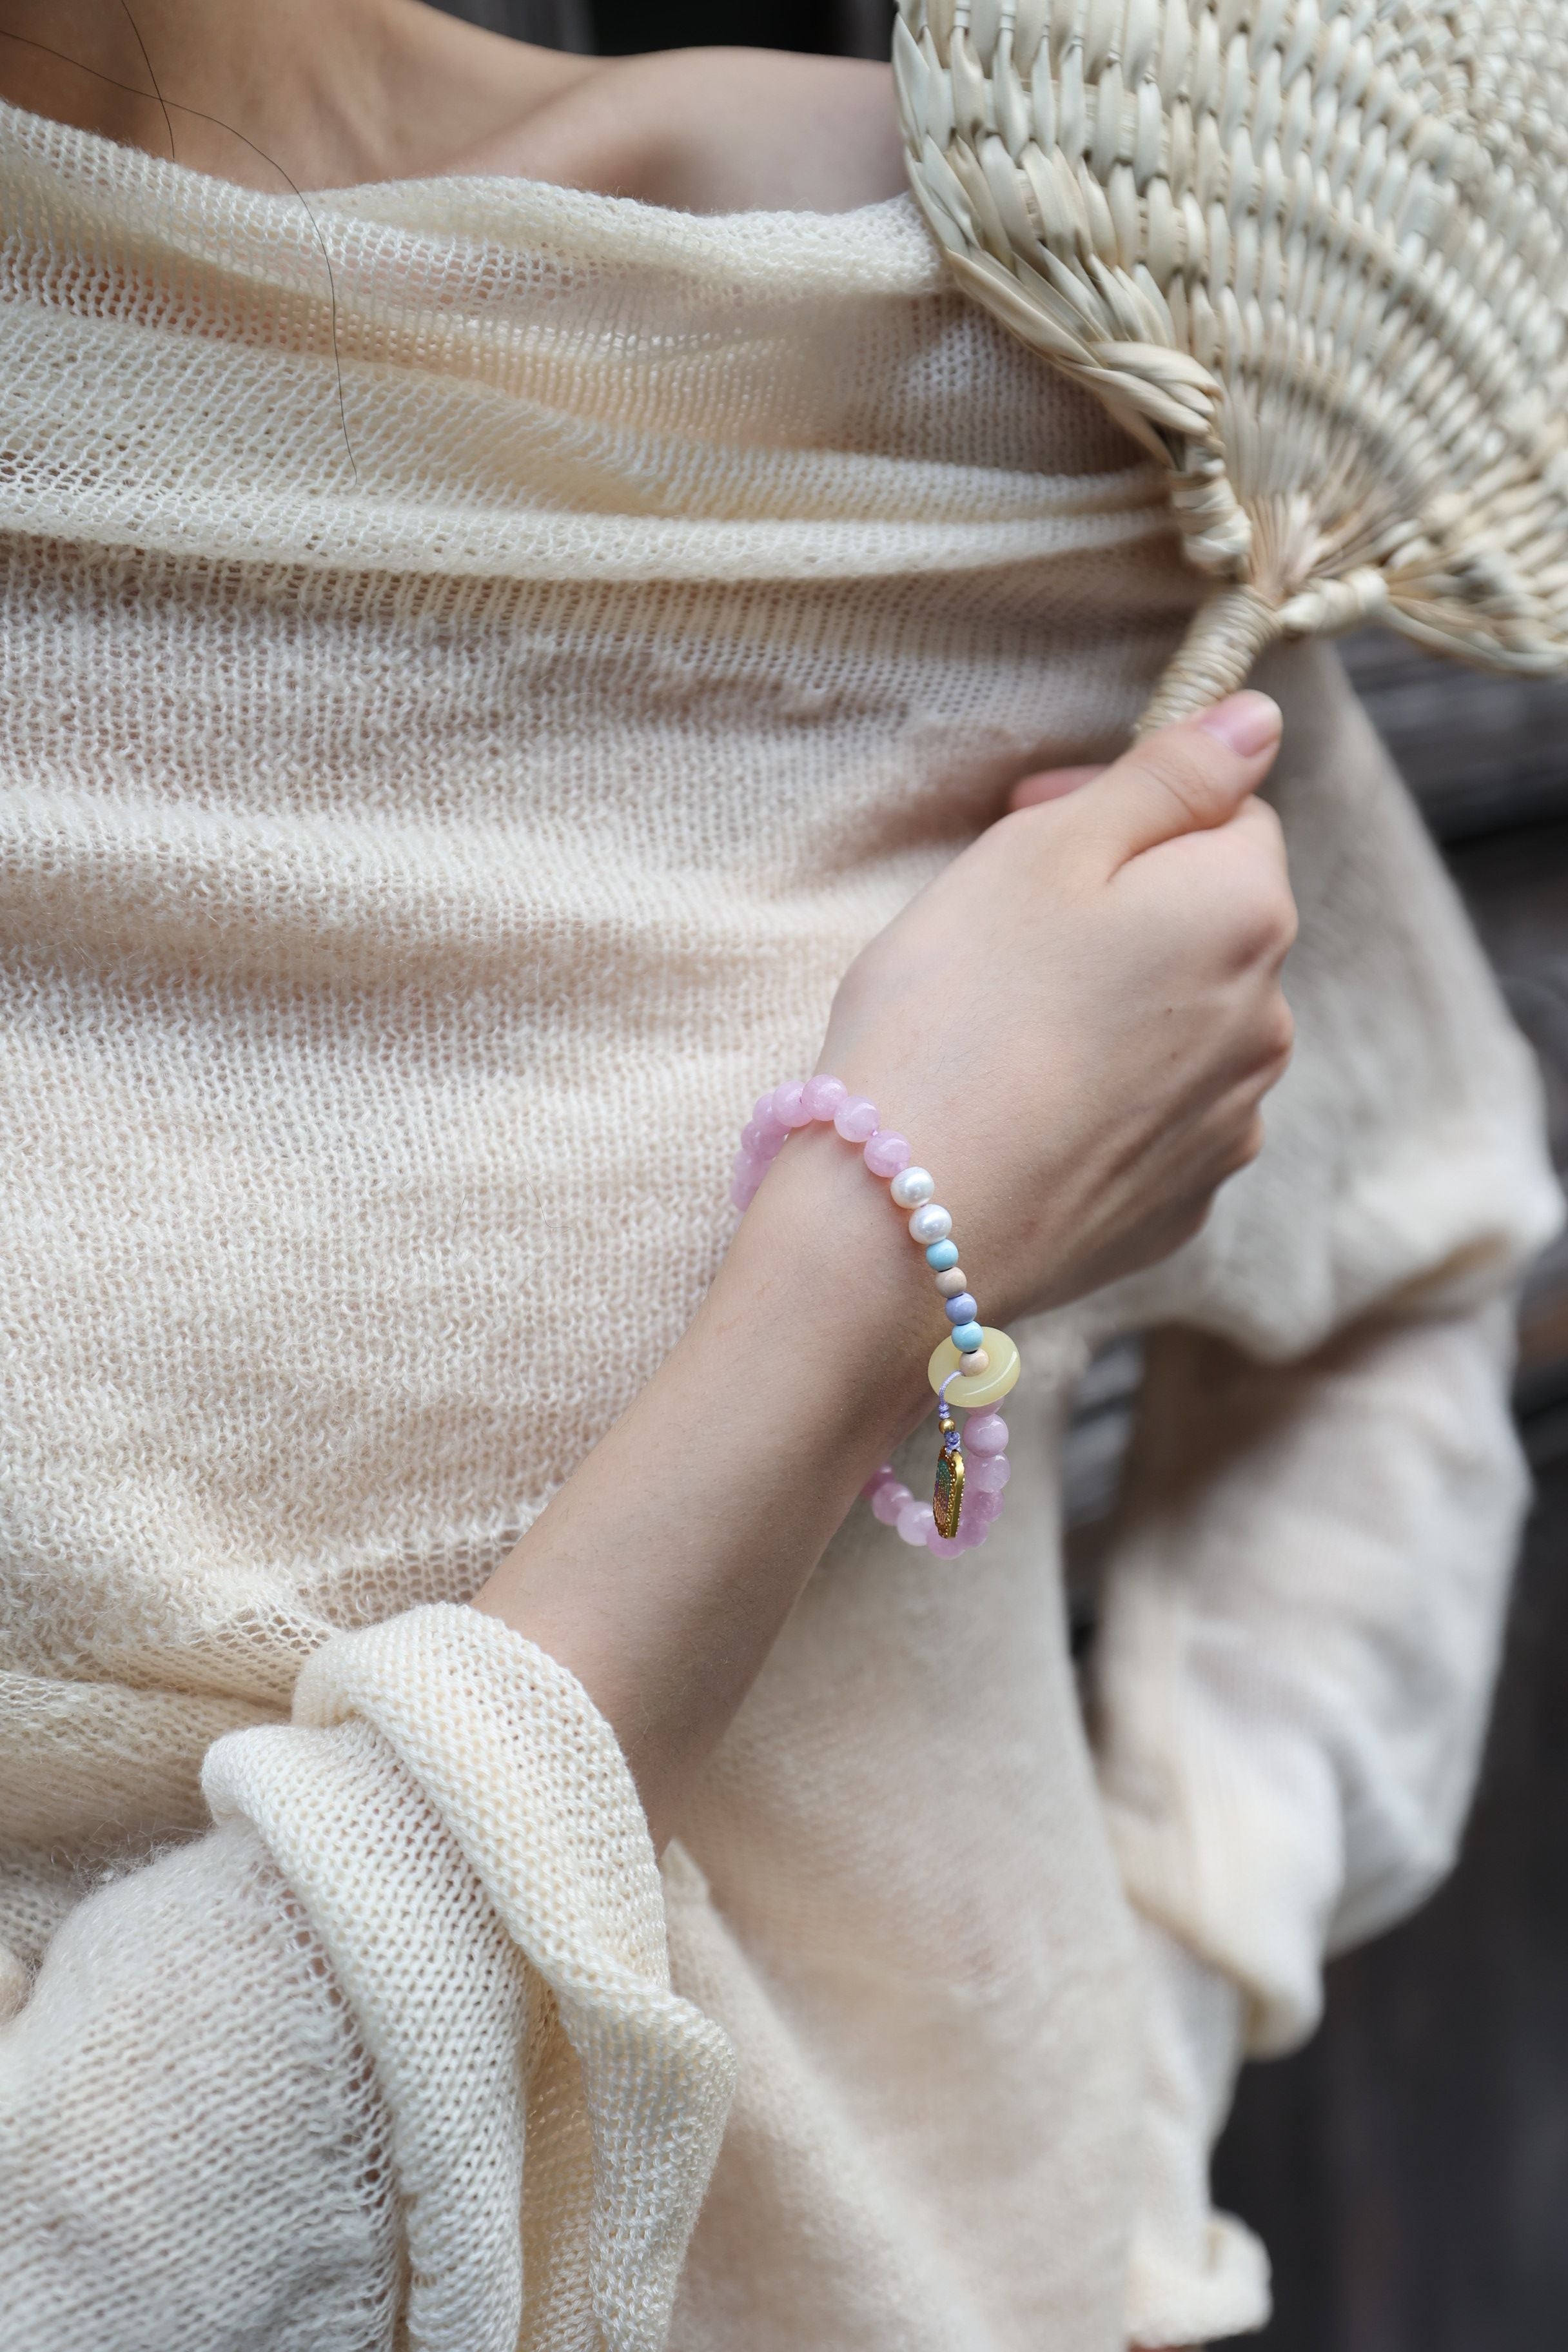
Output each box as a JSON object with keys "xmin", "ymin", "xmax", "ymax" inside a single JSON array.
[
  {"xmin": 450, "ymin": 48, "xmax": 906, "ymax": 216},
  {"xmin": 0, "ymin": 3, "xmax": 903, "ymax": 215}
]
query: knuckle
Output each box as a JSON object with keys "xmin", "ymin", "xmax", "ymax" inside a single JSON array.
[
  {"xmin": 1267, "ymin": 874, "xmax": 1300, "ymax": 956},
  {"xmin": 1240, "ymin": 795, "xmax": 1287, "ymax": 851},
  {"xmin": 1176, "ymin": 1196, "xmax": 1213, "ymax": 1246},
  {"xmin": 1264, "ymin": 997, "xmax": 1296, "ymax": 1067},
  {"xmin": 1157, "ymin": 1188, "xmax": 1217, "ymax": 1259},
  {"xmin": 1232, "ymin": 1113, "xmax": 1268, "ymax": 1170},
  {"xmin": 1220, "ymin": 858, "xmax": 1297, "ymax": 965}
]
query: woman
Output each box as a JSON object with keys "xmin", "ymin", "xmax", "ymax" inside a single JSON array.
[{"xmin": 0, "ymin": 5, "xmax": 1559, "ymax": 2349}]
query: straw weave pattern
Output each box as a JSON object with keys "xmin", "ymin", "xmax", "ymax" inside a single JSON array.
[{"xmin": 896, "ymin": 0, "xmax": 1568, "ymax": 717}]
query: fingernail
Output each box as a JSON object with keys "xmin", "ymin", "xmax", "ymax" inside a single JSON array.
[{"xmin": 1195, "ymin": 691, "xmax": 1281, "ymax": 756}]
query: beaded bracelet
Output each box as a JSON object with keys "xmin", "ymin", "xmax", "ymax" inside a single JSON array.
[{"xmin": 731, "ymin": 1073, "xmax": 1019, "ymax": 1556}]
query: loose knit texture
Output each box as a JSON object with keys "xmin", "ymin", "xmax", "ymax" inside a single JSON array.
[{"xmin": 0, "ymin": 97, "xmax": 1562, "ymax": 2352}]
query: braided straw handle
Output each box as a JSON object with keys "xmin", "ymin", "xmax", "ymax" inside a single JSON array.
[{"xmin": 894, "ymin": 0, "xmax": 1568, "ymax": 730}]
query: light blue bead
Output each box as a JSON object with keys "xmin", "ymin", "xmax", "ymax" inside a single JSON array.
[
  {"xmin": 925, "ymin": 1239, "xmax": 960, "ymax": 1271},
  {"xmin": 950, "ymin": 1320, "xmax": 985, "ymax": 1355},
  {"xmin": 944, "ymin": 1293, "xmax": 979, "ymax": 1326}
]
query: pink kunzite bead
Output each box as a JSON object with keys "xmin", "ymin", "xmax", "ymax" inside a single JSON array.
[
  {"xmin": 800, "ymin": 1073, "xmax": 847, "ymax": 1121},
  {"xmin": 834, "ymin": 1094, "xmax": 879, "ymax": 1143},
  {"xmin": 741, "ymin": 1120, "xmax": 785, "ymax": 1161},
  {"xmin": 897, "ymin": 1500, "xmax": 936, "ymax": 1547},
  {"xmin": 965, "ymin": 1413, "xmax": 1009, "ymax": 1456},
  {"xmin": 967, "ymin": 1453, "xmax": 1011, "ymax": 1494},
  {"xmin": 927, "ymin": 1531, "xmax": 966, "ymax": 1559},
  {"xmin": 753, "ymin": 1092, "xmax": 787, "ymax": 1136},
  {"xmin": 863, "ymin": 1129, "xmax": 912, "ymax": 1177},
  {"xmin": 772, "ymin": 1081, "xmax": 813, "ymax": 1129},
  {"xmin": 966, "ymin": 1486, "xmax": 1003, "ymax": 1522},
  {"xmin": 860, "ymin": 1462, "xmax": 897, "ymax": 1500},
  {"xmin": 871, "ymin": 1480, "xmax": 912, "ymax": 1525},
  {"xmin": 729, "ymin": 1171, "xmax": 760, "ymax": 1210}
]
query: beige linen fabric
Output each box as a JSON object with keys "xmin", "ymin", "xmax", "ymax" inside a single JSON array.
[{"xmin": 0, "ymin": 99, "xmax": 1559, "ymax": 2352}]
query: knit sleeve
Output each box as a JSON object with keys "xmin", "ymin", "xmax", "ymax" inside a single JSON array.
[
  {"xmin": 1104, "ymin": 1302, "xmax": 1529, "ymax": 2346},
  {"xmin": 1, "ymin": 1605, "xmax": 735, "ymax": 2352},
  {"xmin": 1086, "ymin": 642, "xmax": 1562, "ymax": 2347}
]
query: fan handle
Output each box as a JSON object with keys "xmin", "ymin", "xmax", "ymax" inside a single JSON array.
[{"xmin": 1137, "ymin": 585, "xmax": 1286, "ymax": 736}]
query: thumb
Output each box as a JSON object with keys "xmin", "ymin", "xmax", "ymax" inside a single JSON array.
[{"xmin": 1084, "ymin": 691, "xmax": 1282, "ymax": 868}]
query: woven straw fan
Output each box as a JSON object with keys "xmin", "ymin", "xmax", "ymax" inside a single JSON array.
[{"xmin": 894, "ymin": 0, "xmax": 1568, "ymax": 728}]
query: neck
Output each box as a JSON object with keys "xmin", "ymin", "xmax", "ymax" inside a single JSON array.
[{"xmin": 0, "ymin": 0, "xmax": 591, "ymax": 190}]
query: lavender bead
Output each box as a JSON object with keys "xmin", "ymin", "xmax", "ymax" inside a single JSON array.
[
  {"xmin": 926, "ymin": 1531, "xmax": 966, "ymax": 1558},
  {"xmin": 772, "ymin": 1081, "xmax": 812, "ymax": 1129},
  {"xmin": 897, "ymin": 1500, "xmax": 936, "ymax": 1548},
  {"xmin": 870, "ymin": 1480, "xmax": 912, "ymax": 1525},
  {"xmin": 966, "ymin": 1485, "xmax": 1003, "ymax": 1521},
  {"xmin": 729, "ymin": 1170, "xmax": 760, "ymax": 1210},
  {"xmin": 834, "ymin": 1094, "xmax": 879, "ymax": 1144},
  {"xmin": 863, "ymin": 1130, "xmax": 912, "ymax": 1178},
  {"xmin": 741, "ymin": 1120, "xmax": 785, "ymax": 1161},
  {"xmin": 965, "ymin": 1413, "xmax": 1008, "ymax": 1455},
  {"xmin": 753, "ymin": 1092, "xmax": 787, "ymax": 1137},
  {"xmin": 943, "ymin": 1292, "xmax": 979, "ymax": 1326},
  {"xmin": 800, "ymin": 1074, "xmax": 847, "ymax": 1121},
  {"xmin": 967, "ymin": 1453, "xmax": 1011, "ymax": 1493}
]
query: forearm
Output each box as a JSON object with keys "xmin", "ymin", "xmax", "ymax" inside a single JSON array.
[
  {"xmin": 473, "ymin": 699, "xmax": 1297, "ymax": 1848},
  {"xmin": 472, "ymin": 1123, "xmax": 934, "ymax": 1848}
]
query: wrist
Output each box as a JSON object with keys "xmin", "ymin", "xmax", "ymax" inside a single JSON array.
[
  {"xmin": 717, "ymin": 1079, "xmax": 1024, "ymax": 1556},
  {"xmin": 703, "ymin": 1117, "xmax": 939, "ymax": 1460}
]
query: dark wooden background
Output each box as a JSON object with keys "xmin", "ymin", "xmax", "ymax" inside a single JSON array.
[
  {"xmin": 1208, "ymin": 635, "xmax": 1568, "ymax": 2352},
  {"xmin": 429, "ymin": 7, "xmax": 1568, "ymax": 2337}
]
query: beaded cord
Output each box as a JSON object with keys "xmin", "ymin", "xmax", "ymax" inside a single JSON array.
[{"xmin": 731, "ymin": 1075, "xmax": 1019, "ymax": 1555}]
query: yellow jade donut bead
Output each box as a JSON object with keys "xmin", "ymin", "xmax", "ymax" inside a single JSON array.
[{"xmin": 926, "ymin": 1326, "xmax": 1020, "ymax": 1408}]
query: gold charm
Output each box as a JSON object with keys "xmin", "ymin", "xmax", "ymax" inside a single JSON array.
[{"xmin": 933, "ymin": 1409, "xmax": 965, "ymax": 1539}]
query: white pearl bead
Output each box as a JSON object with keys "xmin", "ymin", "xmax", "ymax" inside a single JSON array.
[
  {"xmin": 889, "ymin": 1166, "xmax": 936, "ymax": 1209},
  {"xmin": 959, "ymin": 1349, "xmax": 990, "ymax": 1375},
  {"xmin": 908, "ymin": 1202, "xmax": 952, "ymax": 1245},
  {"xmin": 934, "ymin": 1267, "xmax": 968, "ymax": 1297}
]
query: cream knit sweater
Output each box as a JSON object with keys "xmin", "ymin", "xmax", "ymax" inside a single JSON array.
[{"xmin": 0, "ymin": 98, "xmax": 1560, "ymax": 2352}]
